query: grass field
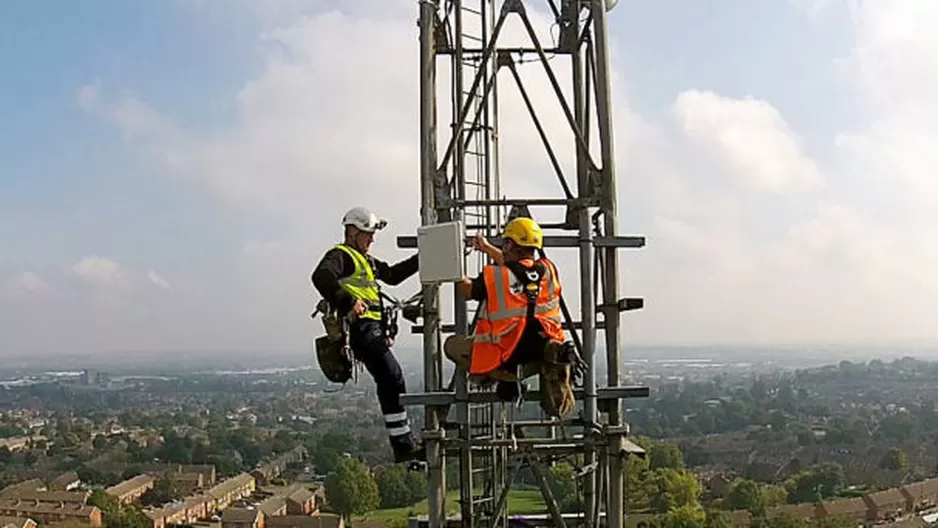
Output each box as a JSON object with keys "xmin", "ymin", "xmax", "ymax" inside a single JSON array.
[{"xmin": 359, "ymin": 489, "xmax": 547, "ymax": 525}]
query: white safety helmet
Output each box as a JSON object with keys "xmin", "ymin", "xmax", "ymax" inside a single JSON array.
[{"xmin": 342, "ymin": 206, "xmax": 388, "ymax": 233}]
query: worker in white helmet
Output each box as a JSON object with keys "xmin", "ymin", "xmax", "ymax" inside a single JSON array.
[{"xmin": 311, "ymin": 206, "xmax": 424, "ymax": 464}]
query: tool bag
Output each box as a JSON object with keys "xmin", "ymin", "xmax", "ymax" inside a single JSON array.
[{"xmin": 312, "ymin": 300, "xmax": 354, "ymax": 384}]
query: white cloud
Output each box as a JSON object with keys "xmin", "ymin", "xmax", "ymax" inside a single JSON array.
[
  {"xmin": 147, "ymin": 270, "xmax": 171, "ymax": 290},
  {"xmin": 671, "ymin": 89, "xmax": 825, "ymax": 194},
  {"xmin": 3, "ymin": 272, "xmax": 53, "ymax": 300},
  {"xmin": 71, "ymin": 256, "xmax": 126, "ymax": 284}
]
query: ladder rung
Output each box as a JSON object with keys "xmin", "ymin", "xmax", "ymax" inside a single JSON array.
[
  {"xmin": 461, "ymin": 34, "xmax": 483, "ymax": 42},
  {"xmin": 461, "ymin": 5, "xmax": 481, "ymax": 15}
]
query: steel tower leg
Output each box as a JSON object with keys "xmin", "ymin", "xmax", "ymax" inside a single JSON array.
[
  {"xmin": 419, "ymin": 2, "xmax": 446, "ymax": 527},
  {"xmin": 590, "ymin": 0, "xmax": 628, "ymax": 525}
]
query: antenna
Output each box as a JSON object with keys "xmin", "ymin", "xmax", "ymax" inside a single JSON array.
[{"xmin": 398, "ymin": 1, "xmax": 649, "ymax": 526}]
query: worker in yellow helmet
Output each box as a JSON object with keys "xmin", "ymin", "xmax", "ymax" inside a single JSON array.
[{"xmin": 445, "ymin": 216, "xmax": 577, "ymax": 418}]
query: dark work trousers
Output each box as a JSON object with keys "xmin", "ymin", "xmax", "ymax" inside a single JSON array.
[
  {"xmin": 496, "ymin": 319, "xmax": 547, "ymax": 401},
  {"xmin": 348, "ymin": 319, "xmax": 416, "ymax": 453}
]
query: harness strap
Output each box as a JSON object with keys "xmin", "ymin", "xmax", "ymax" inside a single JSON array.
[{"xmin": 505, "ymin": 260, "xmax": 546, "ymax": 320}]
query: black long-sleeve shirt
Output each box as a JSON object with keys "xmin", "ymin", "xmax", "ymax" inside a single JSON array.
[{"xmin": 311, "ymin": 246, "xmax": 420, "ymax": 314}]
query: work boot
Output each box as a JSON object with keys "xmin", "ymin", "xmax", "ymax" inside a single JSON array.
[{"xmin": 393, "ymin": 438, "xmax": 427, "ymax": 464}]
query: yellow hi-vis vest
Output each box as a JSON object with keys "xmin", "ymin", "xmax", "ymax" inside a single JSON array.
[{"xmin": 334, "ymin": 244, "xmax": 382, "ymax": 321}]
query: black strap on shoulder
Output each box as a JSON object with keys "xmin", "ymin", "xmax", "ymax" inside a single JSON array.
[{"xmin": 505, "ymin": 260, "xmax": 547, "ymax": 319}]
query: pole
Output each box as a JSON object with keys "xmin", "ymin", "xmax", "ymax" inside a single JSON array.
[
  {"xmin": 420, "ymin": 2, "xmax": 446, "ymax": 527},
  {"xmin": 590, "ymin": 0, "xmax": 625, "ymax": 526}
]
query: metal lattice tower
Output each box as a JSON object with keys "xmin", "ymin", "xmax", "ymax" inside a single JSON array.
[{"xmin": 398, "ymin": 1, "xmax": 650, "ymax": 527}]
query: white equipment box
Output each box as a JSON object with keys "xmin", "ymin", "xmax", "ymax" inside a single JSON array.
[{"xmin": 417, "ymin": 220, "xmax": 466, "ymax": 284}]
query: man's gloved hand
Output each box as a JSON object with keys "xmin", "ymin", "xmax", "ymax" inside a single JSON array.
[{"xmin": 563, "ymin": 342, "xmax": 586, "ymax": 382}]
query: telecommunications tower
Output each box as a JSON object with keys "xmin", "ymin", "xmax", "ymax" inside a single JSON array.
[{"xmin": 397, "ymin": 1, "xmax": 649, "ymax": 526}]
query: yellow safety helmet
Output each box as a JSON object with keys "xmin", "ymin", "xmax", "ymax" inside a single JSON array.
[{"xmin": 502, "ymin": 217, "xmax": 543, "ymax": 249}]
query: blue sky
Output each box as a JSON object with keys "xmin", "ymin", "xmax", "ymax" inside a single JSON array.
[{"xmin": 2, "ymin": 0, "xmax": 938, "ymax": 356}]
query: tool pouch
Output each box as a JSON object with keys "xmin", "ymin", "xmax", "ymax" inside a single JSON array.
[{"xmin": 313, "ymin": 302, "xmax": 353, "ymax": 384}]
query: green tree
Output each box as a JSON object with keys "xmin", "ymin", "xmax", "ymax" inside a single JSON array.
[
  {"xmin": 651, "ymin": 442, "xmax": 686, "ymax": 470},
  {"xmin": 324, "ymin": 457, "xmax": 380, "ymax": 521},
  {"xmin": 785, "ymin": 463, "xmax": 844, "ymax": 504},
  {"xmin": 140, "ymin": 475, "xmax": 183, "ymax": 507},
  {"xmin": 725, "ymin": 479, "xmax": 766, "ymax": 516},
  {"xmin": 649, "ymin": 468, "xmax": 701, "ymax": 514},
  {"xmin": 879, "ymin": 447, "xmax": 909, "ymax": 471},
  {"xmin": 272, "ymin": 429, "xmax": 297, "ymax": 454},
  {"xmin": 763, "ymin": 484, "xmax": 788, "ymax": 508},
  {"xmin": 545, "ymin": 463, "xmax": 581, "ymax": 512},
  {"xmin": 626, "ymin": 451, "xmax": 652, "ymax": 510},
  {"xmin": 404, "ymin": 468, "xmax": 427, "ymax": 504},
  {"xmin": 704, "ymin": 510, "xmax": 733, "ymax": 528},
  {"xmin": 88, "ymin": 489, "xmax": 151, "ymax": 528},
  {"xmin": 312, "ymin": 447, "xmax": 343, "ymax": 475},
  {"xmin": 375, "ymin": 465, "xmax": 412, "ymax": 509},
  {"xmin": 664, "ymin": 504, "xmax": 706, "ymax": 528}
]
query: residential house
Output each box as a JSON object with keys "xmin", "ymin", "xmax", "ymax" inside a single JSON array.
[
  {"xmin": 267, "ymin": 514, "xmax": 344, "ymax": 528},
  {"xmin": 176, "ymin": 472, "xmax": 205, "ymax": 494},
  {"xmin": 284, "ymin": 486, "xmax": 316, "ymax": 516},
  {"xmin": 0, "ymin": 516, "xmax": 36, "ymax": 528},
  {"xmin": 3, "ymin": 490, "xmax": 90, "ymax": 506},
  {"xmin": 0, "ymin": 480, "xmax": 44, "ymax": 498},
  {"xmin": 0, "ymin": 437, "xmax": 30, "ymax": 452},
  {"xmin": 818, "ymin": 497, "xmax": 869, "ymax": 522},
  {"xmin": 140, "ymin": 463, "xmax": 217, "ymax": 487},
  {"xmin": 864, "ymin": 488, "xmax": 908, "ymax": 521},
  {"xmin": 182, "ymin": 493, "xmax": 216, "ymax": 520},
  {"xmin": 47, "ymin": 471, "xmax": 81, "ymax": 491},
  {"xmin": 252, "ymin": 446, "xmax": 308, "ymax": 486},
  {"xmin": 706, "ymin": 475, "xmax": 733, "ymax": 499},
  {"xmin": 260, "ymin": 496, "xmax": 288, "ymax": 517},
  {"xmin": 208, "ymin": 473, "xmax": 256, "ymax": 510},
  {"xmin": 144, "ymin": 493, "xmax": 215, "ymax": 528},
  {"xmin": 222, "ymin": 507, "xmax": 265, "ymax": 528},
  {"xmin": 106, "ymin": 474, "xmax": 155, "ymax": 503},
  {"xmin": 181, "ymin": 464, "xmax": 217, "ymax": 486},
  {"xmin": 901, "ymin": 478, "xmax": 938, "ymax": 512},
  {"xmin": 0, "ymin": 501, "xmax": 102, "ymax": 527},
  {"xmin": 766, "ymin": 503, "xmax": 820, "ymax": 520}
]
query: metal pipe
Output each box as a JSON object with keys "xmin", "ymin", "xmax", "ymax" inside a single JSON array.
[
  {"xmin": 420, "ymin": 2, "xmax": 446, "ymax": 527},
  {"xmin": 590, "ymin": 0, "xmax": 626, "ymax": 526}
]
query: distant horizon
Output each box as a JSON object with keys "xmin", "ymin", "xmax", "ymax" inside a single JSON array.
[
  {"xmin": 4, "ymin": 339, "xmax": 938, "ymax": 360},
  {"xmin": 2, "ymin": 341, "xmax": 936, "ymax": 376}
]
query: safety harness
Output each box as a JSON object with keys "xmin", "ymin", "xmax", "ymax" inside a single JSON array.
[{"xmin": 504, "ymin": 259, "xmax": 547, "ymax": 320}]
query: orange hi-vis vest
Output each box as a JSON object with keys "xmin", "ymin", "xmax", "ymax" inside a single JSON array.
[{"xmin": 469, "ymin": 257, "xmax": 565, "ymax": 375}]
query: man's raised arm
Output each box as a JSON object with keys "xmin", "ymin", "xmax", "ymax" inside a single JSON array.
[{"xmin": 372, "ymin": 253, "xmax": 419, "ymax": 286}]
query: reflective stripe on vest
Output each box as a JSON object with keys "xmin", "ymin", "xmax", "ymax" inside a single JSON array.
[
  {"xmin": 476, "ymin": 260, "xmax": 562, "ymax": 326},
  {"xmin": 333, "ymin": 244, "xmax": 382, "ymax": 320},
  {"xmin": 469, "ymin": 258, "xmax": 565, "ymax": 374}
]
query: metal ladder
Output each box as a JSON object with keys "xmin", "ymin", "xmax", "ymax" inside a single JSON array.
[{"xmin": 448, "ymin": 1, "xmax": 507, "ymax": 526}]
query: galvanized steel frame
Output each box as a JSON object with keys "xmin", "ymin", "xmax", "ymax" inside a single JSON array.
[{"xmin": 408, "ymin": 1, "xmax": 648, "ymax": 527}]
